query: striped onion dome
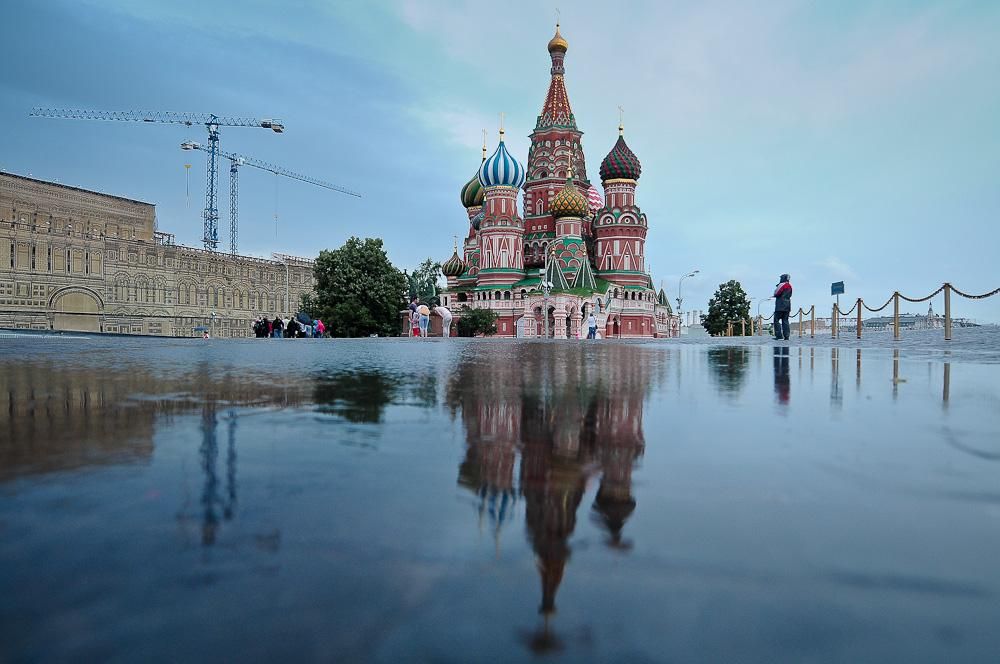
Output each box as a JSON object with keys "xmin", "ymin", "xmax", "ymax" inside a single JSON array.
[
  {"xmin": 586, "ymin": 184, "xmax": 603, "ymax": 212},
  {"xmin": 550, "ymin": 172, "xmax": 589, "ymax": 218},
  {"xmin": 478, "ymin": 132, "xmax": 525, "ymax": 189},
  {"xmin": 599, "ymin": 129, "xmax": 642, "ymax": 182},
  {"xmin": 460, "ymin": 171, "xmax": 484, "ymax": 208},
  {"xmin": 442, "ymin": 249, "xmax": 466, "ymax": 277}
]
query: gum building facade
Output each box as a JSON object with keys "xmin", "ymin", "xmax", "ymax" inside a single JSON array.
[{"xmin": 1, "ymin": 171, "xmax": 313, "ymax": 336}]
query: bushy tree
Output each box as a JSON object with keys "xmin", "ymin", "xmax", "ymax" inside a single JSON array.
[
  {"xmin": 407, "ymin": 258, "xmax": 442, "ymax": 307},
  {"xmin": 456, "ymin": 306, "xmax": 498, "ymax": 337},
  {"xmin": 310, "ymin": 237, "xmax": 408, "ymax": 337},
  {"xmin": 702, "ymin": 280, "xmax": 751, "ymax": 336}
]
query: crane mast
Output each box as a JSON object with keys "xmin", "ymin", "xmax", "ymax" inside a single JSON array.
[{"xmin": 30, "ymin": 108, "xmax": 284, "ymax": 251}]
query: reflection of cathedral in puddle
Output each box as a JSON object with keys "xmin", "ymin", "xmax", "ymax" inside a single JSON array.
[{"xmin": 450, "ymin": 347, "xmax": 652, "ymax": 649}]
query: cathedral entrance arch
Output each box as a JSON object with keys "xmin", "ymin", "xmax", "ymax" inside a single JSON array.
[{"xmin": 48, "ymin": 286, "xmax": 104, "ymax": 332}]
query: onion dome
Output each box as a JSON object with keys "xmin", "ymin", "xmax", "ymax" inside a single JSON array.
[
  {"xmin": 548, "ymin": 23, "xmax": 568, "ymax": 53},
  {"xmin": 550, "ymin": 170, "xmax": 589, "ymax": 218},
  {"xmin": 586, "ymin": 184, "xmax": 603, "ymax": 213},
  {"xmin": 599, "ymin": 125, "xmax": 642, "ymax": 182},
  {"xmin": 479, "ymin": 130, "xmax": 525, "ymax": 189},
  {"xmin": 460, "ymin": 171, "xmax": 484, "ymax": 208},
  {"xmin": 442, "ymin": 245, "xmax": 466, "ymax": 277}
]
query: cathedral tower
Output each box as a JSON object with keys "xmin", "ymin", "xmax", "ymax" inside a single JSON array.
[
  {"xmin": 522, "ymin": 24, "xmax": 591, "ymax": 270},
  {"xmin": 594, "ymin": 122, "xmax": 648, "ymax": 286},
  {"xmin": 477, "ymin": 127, "xmax": 526, "ymax": 286}
]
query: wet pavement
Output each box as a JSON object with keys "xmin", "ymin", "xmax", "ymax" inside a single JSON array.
[{"xmin": 1, "ymin": 331, "xmax": 999, "ymax": 662}]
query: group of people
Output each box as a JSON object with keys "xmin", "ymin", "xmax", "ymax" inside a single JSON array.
[
  {"xmin": 252, "ymin": 315, "xmax": 327, "ymax": 339},
  {"xmin": 408, "ymin": 298, "xmax": 453, "ymax": 338}
]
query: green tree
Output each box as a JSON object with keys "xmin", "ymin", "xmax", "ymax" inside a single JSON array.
[
  {"xmin": 456, "ymin": 306, "xmax": 498, "ymax": 337},
  {"xmin": 310, "ymin": 237, "xmax": 408, "ymax": 337},
  {"xmin": 702, "ymin": 280, "xmax": 751, "ymax": 336},
  {"xmin": 407, "ymin": 258, "xmax": 442, "ymax": 307}
]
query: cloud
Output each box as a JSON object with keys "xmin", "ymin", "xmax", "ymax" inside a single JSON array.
[{"xmin": 818, "ymin": 256, "xmax": 859, "ymax": 281}]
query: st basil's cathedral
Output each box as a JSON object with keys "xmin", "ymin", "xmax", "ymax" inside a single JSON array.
[{"xmin": 439, "ymin": 23, "xmax": 678, "ymax": 338}]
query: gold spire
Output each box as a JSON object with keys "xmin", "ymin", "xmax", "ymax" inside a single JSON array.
[
  {"xmin": 499, "ymin": 112, "xmax": 505, "ymax": 140},
  {"xmin": 548, "ymin": 21, "xmax": 568, "ymax": 53},
  {"xmin": 481, "ymin": 128, "xmax": 487, "ymax": 161},
  {"xmin": 453, "ymin": 235, "xmax": 458, "ymax": 252},
  {"xmin": 618, "ymin": 105, "xmax": 624, "ymax": 136}
]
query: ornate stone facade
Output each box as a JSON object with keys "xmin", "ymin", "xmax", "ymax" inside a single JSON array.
[{"xmin": 0, "ymin": 172, "xmax": 314, "ymax": 336}]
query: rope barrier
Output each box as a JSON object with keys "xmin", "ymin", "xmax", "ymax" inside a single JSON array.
[
  {"xmin": 950, "ymin": 285, "xmax": 1000, "ymax": 300},
  {"xmin": 862, "ymin": 294, "xmax": 894, "ymax": 313},
  {"xmin": 836, "ymin": 301, "xmax": 859, "ymax": 316},
  {"xmin": 898, "ymin": 285, "xmax": 945, "ymax": 303}
]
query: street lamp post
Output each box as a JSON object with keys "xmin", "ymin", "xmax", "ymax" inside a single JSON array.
[{"xmin": 676, "ymin": 269, "xmax": 699, "ymax": 323}]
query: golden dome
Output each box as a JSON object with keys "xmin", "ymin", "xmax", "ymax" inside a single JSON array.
[{"xmin": 547, "ymin": 24, "xmax": 568, "ymax": 53}]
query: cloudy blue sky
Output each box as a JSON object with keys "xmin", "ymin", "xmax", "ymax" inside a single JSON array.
[{"xmin": 3, "ymin": 0, "xmax": 999, "ymax": 320}]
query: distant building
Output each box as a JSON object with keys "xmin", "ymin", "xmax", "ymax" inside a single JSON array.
[{"xmin": 1, "ymin": 171, "xmax": 314, "ymax": 336}]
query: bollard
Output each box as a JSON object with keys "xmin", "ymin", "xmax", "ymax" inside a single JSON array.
[
  {"xmin": 856, "ymin": 298, "xmax": 862, "ymax": 339},
  {"xmin": 810, "ymin": 306, "xmax": 815, "ymax": 338},
  {"xmin": 798, "ymin": 309, "xmax": 803, "ymax": 337},
  {"xmin": 893, "ymin": 292, "xmax": 900, "ymax": 340},
  {"xmin": 832, "ymin": 304, "xmax": 838, "ymax": 338},
  {"xmin": 944, "ymin": 283, "xmax": 952, "ymax": 341},
  {"xmin": 741, "ymin": 319, "xmax": 746, "ymax": 336}
]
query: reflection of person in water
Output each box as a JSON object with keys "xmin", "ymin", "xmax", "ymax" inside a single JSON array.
[{"xmin": 773, "ymin": 346, "xmax": 790, "ymax": 405}]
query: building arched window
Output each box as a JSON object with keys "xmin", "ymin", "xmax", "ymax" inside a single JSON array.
[
  {"xmin": 535, "ymin": 199, "xmax": 543, "ymax": 215},
  {"xmin": 504, "ymin": 291, "xmax": 511, "ymax": 300}
]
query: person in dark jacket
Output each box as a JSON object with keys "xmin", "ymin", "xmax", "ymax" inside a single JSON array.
[
  {"xmin": 272, "ymin": 316, "xmax": 284, "ymax": 338},
  {"xmin": 773, "ymin": 274, "xmax": 793, "ymax": 340}
]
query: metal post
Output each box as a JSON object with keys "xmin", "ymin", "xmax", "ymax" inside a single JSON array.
[
  {"xmin": 856, "ymin": 298, "xmax": 862, "ymax": 339},
  {"xmin": 798, "ymin": 309, "xmax": 803, "ymax": 337},
  {"xmin": 944, "ymin": 283, "xmax": 952, "ymax": 341},
  {"xmin": 832, "ymin": 303, "xmax": 838, "ymax": 338},
  {"xmin": 229, "ymin": 160, "xmax": 239, "ymax": 255},
  {"xmin": 810, "ymin": 306, "xmax": 815, "ymax": 338},
  {"xmin": 943, "ymin": 362, "xmax": 951, "ymax": 404},
  {"xmin": 741, "ymin": 319, "xmax": 746, "ymax": 336},
  {"xmin": 893, "ymin": 292, "xmax": 900, "ymax": 340}
]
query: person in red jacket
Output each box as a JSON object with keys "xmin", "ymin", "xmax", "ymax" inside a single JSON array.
[{"xmin": 773, "ymin": 274, "xmax": 793, "ymax": 340}]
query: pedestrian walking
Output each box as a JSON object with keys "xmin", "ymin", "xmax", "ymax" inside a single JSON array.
[
  {"xmin": 773, "ymin": 274, "xmax": 793, "ymax": 341},
  {"xmin": 272, "ymin": 316, "xmax": 284, "ymax": 338},
  {"xmin": 433, "ymin": 305, "xmax": 453, "ymax": 337},
  {"xmin": 586, "ymin": 312, "xmax": 598, "ymax": 339}
]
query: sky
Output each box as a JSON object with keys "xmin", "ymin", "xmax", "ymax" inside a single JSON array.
[{"xmin": 3, "ymin": 0, "xmax": 999, "ymax": 321}]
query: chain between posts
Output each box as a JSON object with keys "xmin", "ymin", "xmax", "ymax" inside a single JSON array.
[
  {"xmin": 862, "ymin": 294, "xmax": 894, "ymax": 312},
  {"xmin": 950, "ymin": 285, "xmax": 1000, "ymax": 300},
  {"xmin": 898, "ymin": 285, "xmax": 945, "ymax": 303}
]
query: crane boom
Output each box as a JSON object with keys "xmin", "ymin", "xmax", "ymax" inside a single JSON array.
[
  {"xmin": 181, "ymin": 141, "xmax": 360, "ymax": 255},
  {"xmin": 29, "ymin": 108, "xmax": 283, "ymax": 131},
  {"xmin": 30, "ymin": 107, "xmax": 285, "ymax": 250}
]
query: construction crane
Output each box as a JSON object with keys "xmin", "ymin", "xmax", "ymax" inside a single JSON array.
[
  {"xmin": 29, "ymin": 108, "xmax": 285, "ymax": 251},
  {"xmin": 181, "ymin": 140, "xmax": 360, "ymax": 255}
]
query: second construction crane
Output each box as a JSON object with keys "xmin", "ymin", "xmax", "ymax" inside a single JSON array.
[
  {"xmin": 182, "ymin": 141, "xmax": 360, "ymax": 255},
  {"xmin": 30, "ymin": 108, "xmax": 285, "ymax": 251}
]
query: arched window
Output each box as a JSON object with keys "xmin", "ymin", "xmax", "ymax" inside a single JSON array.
[
  {"xmin": 504, "ymin": 291, "xmax": 511, "ymax": 300},
  {"xmin": 535, "ymin": 199, "xmax": 543, "ymax": 215}
]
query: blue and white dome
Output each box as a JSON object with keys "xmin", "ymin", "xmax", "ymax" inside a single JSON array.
[{"xmin": 478, "ymin": 133, "xmax": 525, "ymax": 189}]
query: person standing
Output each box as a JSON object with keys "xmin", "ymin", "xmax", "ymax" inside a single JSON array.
[
  {"xmin": 417, "ymin": 304, "xmax": 430, "ymax": 338},
  {"xmin": 586, "ymin": 312, "xmax": 598, "ymax": 339},
  {"xmin": 272, "ymin": 316, "xmax": 284, "ymax": 338},
  {"xmin": 773, "ymin": 274, "xmax": 793, "ymax": 341},
  {"xmin": 315, "ymin": 319, "xmax": 326, "ymax": 338},
  {"xmin": 432, "ymin": 305, "xmax": 453, "ymax": 338}
]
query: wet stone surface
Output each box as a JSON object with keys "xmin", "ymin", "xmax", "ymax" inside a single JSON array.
[{"xmin": 1, "ymin": 331, "xmax": 999, "ymax": 662}]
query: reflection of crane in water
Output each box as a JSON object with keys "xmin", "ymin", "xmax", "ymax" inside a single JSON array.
[{"xmin": 197, "ymin": 403, "xmax": 238, "ymax": 546}]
